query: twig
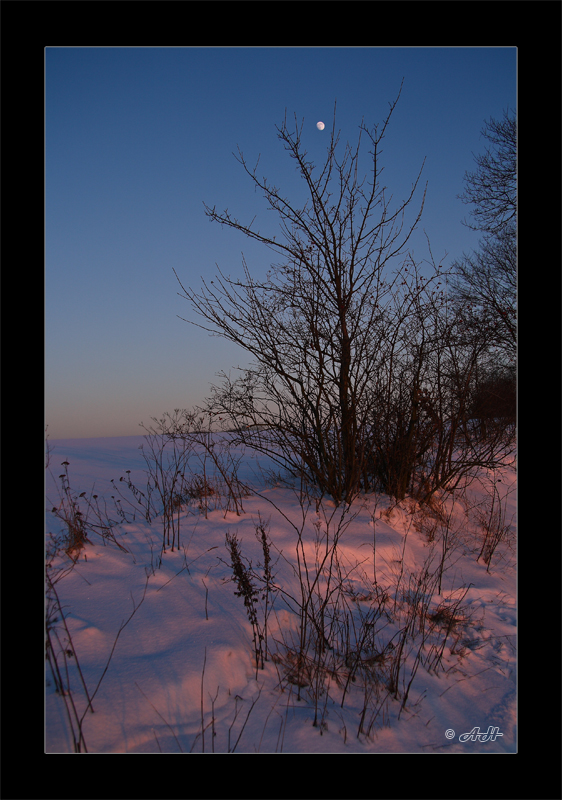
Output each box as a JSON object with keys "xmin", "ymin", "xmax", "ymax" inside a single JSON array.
[
  {"xmin": 201, "ymin": 647, "xmax": 207, "ymax": 752},
  {"xmin": 80, "ymin": 575, "xmax": 150, "ymax": 726},
  {"xmin": 135, "ymin": 682, "xmax": 184, "ymax": 753},
  {"xmin": 230, "ymin": 686, "xmax": 262, "ymax": 753}
]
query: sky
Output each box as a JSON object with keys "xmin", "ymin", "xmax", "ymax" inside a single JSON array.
[{"xmin": 45, "ymin": 47, "xmax": 516, "ymax": 439}]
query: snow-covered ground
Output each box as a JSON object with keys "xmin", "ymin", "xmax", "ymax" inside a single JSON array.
[{"xmin": 45, "ymin": 434, "xmax": 516, "ymax": 753}]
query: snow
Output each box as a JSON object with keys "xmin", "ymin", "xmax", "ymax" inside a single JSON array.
[{"xmin": 45, "ymin": 434, "xmax": 516, "ymax": 753}]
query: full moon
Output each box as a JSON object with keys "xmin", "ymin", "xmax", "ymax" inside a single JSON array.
[{"xmin": 316, "ymin": 121, "xmax": 325, "ymax": 131}]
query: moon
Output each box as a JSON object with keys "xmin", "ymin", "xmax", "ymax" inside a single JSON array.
[{"xmin": 316, "ymin": 121, "xmax": 325, "ymax": 131}]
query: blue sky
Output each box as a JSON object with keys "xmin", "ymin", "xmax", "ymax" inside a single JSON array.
[{"xmin": 46, "ymin": 47, "xmax": 516, "ymax": 439}]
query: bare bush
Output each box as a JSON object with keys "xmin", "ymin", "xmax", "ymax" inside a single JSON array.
[
  {"xmin": 475, "ymin": 476, "xmax": 516, "ymax": 571},
  {"xmin": 175, "ymin": 86, "xmax": 514, "ymax": 508},
  {"xmin": 141, "ymin": 409, "xmax": 248, "ymax": 521},
  {"xmin": 174, "ymin": 83, "xmax": 460, "ymax": 505}
]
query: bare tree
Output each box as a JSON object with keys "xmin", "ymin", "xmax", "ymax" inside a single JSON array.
[
  {"xmin": 451, "ymin": 109, "xmax": 516, "ymax": 364},
  {"xmin": 450, "ymin": 225, "xmax": 516, "ymax": 362},
  {"xmin": 412, "ymin": 305, "xmax": 515, "ymax": 505},
  {"xmin": 458, "ymin": 108, "xmax": 516, "ymax": 237},
  {"xmin": 362, "ymin": 274, "xmax": 515, "ymax": 505},
  {"xmin": 173, "ymin": 90, "xmax": 516, "ymax": 506},
  {"xmin": 174, "ymin": 83, "xmax": 454, "ymax": 504}
]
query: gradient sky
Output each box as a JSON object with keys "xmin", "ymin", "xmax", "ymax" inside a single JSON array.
[{"xmin": 45, "ymin": 47, "xmax": 516, "ymax": 439}]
